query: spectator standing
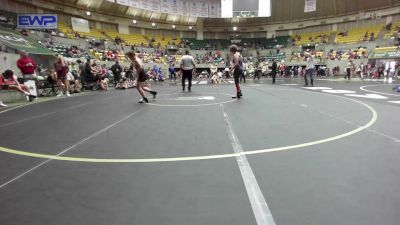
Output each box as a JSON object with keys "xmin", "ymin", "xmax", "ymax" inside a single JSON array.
[
  {"xmin": 279, "ymin": 63, "xmax": 285, "ymax": 77},
  {"xmin": 180, "ymin": 50, "xmax": 196, "ymax": 92},
  {"xmin": 271, "ymin": 59, "xmax": 278, "ymax": 84},
  {"xmin": 111, "ymin": 61, "xmax": 123, "ymax": 85},
  {"xmin": 16, "ymin": 50, "xmax": 37, "ymax": 80},
  {"xmin": 79, "ymin": 60, "xmax": 91, "ymax": 88},
  {"xmin": 169, "ymin": 62, "xmax": 176, "ymax": 80},
  {"xmin": 367, "ymin": 63, "xmax": 372, "ymax": 78},
  {"xmin": 253, "ymin": 59, "xmax": 261, "ymax": 81},
  {"xmin": 240, "ymin": 61, "xmax": 246, "ymax": 83},
  {"xmin": 54, "ymin": 55, "xmax": 70, "ymax": 97},
  {"xmin": 360, "ymin": 63, "xmax": 366, "ymax": 80},
  {"xmin": 76, "ymin": 59, "xmax": 84, "ymax": 81},
  {"xmin": 345, "ymin": 61, "xmax": 353, "ymax": 80}
]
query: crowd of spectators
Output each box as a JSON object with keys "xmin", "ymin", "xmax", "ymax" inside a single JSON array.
[
  {"xmin": 326, "ymin": 47, "xmax": 368, "ymax": 60},
  {"xmin": 290, "ymin": 47, "xmax": 368, "ymax": 62},
  {"xmin": 290, "ymin": 34, "xmax": 328, "ymax": 45},
  {"xmin": 194, "ymin": 51, "xmax": 226, "ymax": 65}
]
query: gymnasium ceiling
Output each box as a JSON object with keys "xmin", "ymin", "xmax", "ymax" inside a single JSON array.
[{"xmin": 44, "ymin": 0, "xmax": 400, "ymax": 26}]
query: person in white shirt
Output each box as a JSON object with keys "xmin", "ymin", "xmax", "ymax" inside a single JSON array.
[
  {"xmin": 304, "ymin": 52, "xmax": 315, "ymax": 86},
  {"xmin": 180, "ymin": 50, "xmax": 196, "ymax": 92}
]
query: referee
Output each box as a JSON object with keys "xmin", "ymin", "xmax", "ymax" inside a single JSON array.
[
  {"xmin": 304, "ymin": 52, "xmax": 315, "ymax": 87},
  {"xmin": 180, "ymin": 50, "xmax": 196, "ymax": 92}
]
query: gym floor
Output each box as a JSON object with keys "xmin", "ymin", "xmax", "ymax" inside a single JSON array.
[{"xmin": 0, "ymin": 78, "xmax": 399, "ymax": 225}]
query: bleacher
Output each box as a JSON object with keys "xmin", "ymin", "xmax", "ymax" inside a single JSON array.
[
  {"xmin": 106, "ymin": 30, "xmax": 148, "ymax": 46},
  {"xmin": 293, "ymin": 31, "xmax": 330, "ymax": 46},
  {"xmin": 89, "ymin": 49, "xmax": 127, "ymax": 62},
  {"xmin": 372, "ymin": 46, "xmax": 398, "ymax": 52},
  {"xmin": 58, "ymin": 22, "xmax": 75, "ymax": 39},
  {"xmin": 58, "ymin": 22, "xmax": 107, "ymax": 40},
  {"xmin": 384, "ymin": 21, "xmax": 400, "ymax": 39},
  {"xmin": 335, "ymin": 24, "xmax": 383, "ymax": 44},
  {"xmin": 48, "ymin": 45, "xmax": 68, "ymax": 56},
  {"xmin": 150, "ymin": 35, "xmax": 181, "ymax": 47},
  {"xmin": 328, "ymin": 47, "xmax": 368, "ymax": 60},
  {"xmin": 77, "ymin": 28, "xmax": 107, "ymax": 40},
  {"xmin": 185, "ymin": 38, "xmax": 231, "ymax": 50},
  {"xmin": 265, "ymin": 36, "xmax": 289, "ymax": 49},
  {"xmin": 184, "ymin": 37, "xmax": 289, "ymax": 50}
]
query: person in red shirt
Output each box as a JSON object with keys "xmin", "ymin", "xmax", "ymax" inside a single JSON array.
[
  {"xmin": 16, "ymin": 50, "xmax": 37, "ymax": 79},
  {"xmin": 0, "ymin": 70, "xmax": 36, "ymax": 102}
]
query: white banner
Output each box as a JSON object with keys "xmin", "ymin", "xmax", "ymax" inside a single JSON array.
[
  {"xmin": 71, "ymin": 17, "xmax": 89, "ymax": 33},
  {"xmin": 258, "ymin": 0, "xmax": 271, "ymax": 17},
  {"xmin": 190, "ymin": 0, "xmax": 208, "ymax": 17},
  {"xmin": 109, "ymin": 0, "xmax": 225, "ymax": 17},
  {"xmin": 140, "ymin": 0, "xmax": 160, "ymax": 11},
  {"xmin": 129, "ymin": 0, "xmax": 141, "ymax": 7},
  {"xmin": 304, "ymin": 0, "xmax": 316, "ymax": 12},
  {"xmin": 140, "ymin": 0, "xmax": 150, "ymax": 10},
  {"xmin": 190, "ymin": 1, "xmax": 200, "ymax": 17},
  {"xmin": 221, "ymin": 0, "xmax": 232, "ymax": 18},
  {"xmin": 216, "ymin": 2, "xmax": 221, "ymax": 18},
  {"xmin": 160, "ymin": 0, "xmax": 179, "ymax": 14},
  {"xmin": 116, "ymin": 0, "xmax": 129, "ymax": 6},
  {"xmin": 208, "ymin": 1, "xmax": 218, "ymax": 18},
  {"xmin": 179, "ymin": 0, "xmax": 190, "ymax": 16},
  {"xmin": 198, "ymin": 0, "xmax": 209, "ymax": 17}
]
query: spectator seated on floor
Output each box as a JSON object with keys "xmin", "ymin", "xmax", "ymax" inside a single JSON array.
[
  {"xmin": 210, "ymin": 72, "xmax": 223, "ymax": 84},
  {"xmin": 67, "ymin": 71, "xmax": 81, "ymax": 93},
  {"xmin": 150, "ymin": 65, "xmax": 164, "ymax": 82},
  {"xmin": 116, "ymin": 68, "xmax": 136, "ymax": 89},
  {"xmin": 0, "ymin": 70, "xmax": 36, "ymax": 102},
  {"xmin": 97, "ymin": 64, "xmax": 109, "ymax": 91}
]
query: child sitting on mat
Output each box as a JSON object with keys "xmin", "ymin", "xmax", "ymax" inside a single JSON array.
[{"xmin": 0, "ymin": 70, "xmax": 36, "ymax": 102}]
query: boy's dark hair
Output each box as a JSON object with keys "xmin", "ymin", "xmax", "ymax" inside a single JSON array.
[
  {"xmin": 2, "ymin": 70, "xmax": 13, "ymax": 79},
  {"xmin": 126, "ymin": 51, "xmax": 135, "ymax": 59},
  {"xmin": 229, "ymin": 45, "xmax": 238, "ymax": 53}
]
